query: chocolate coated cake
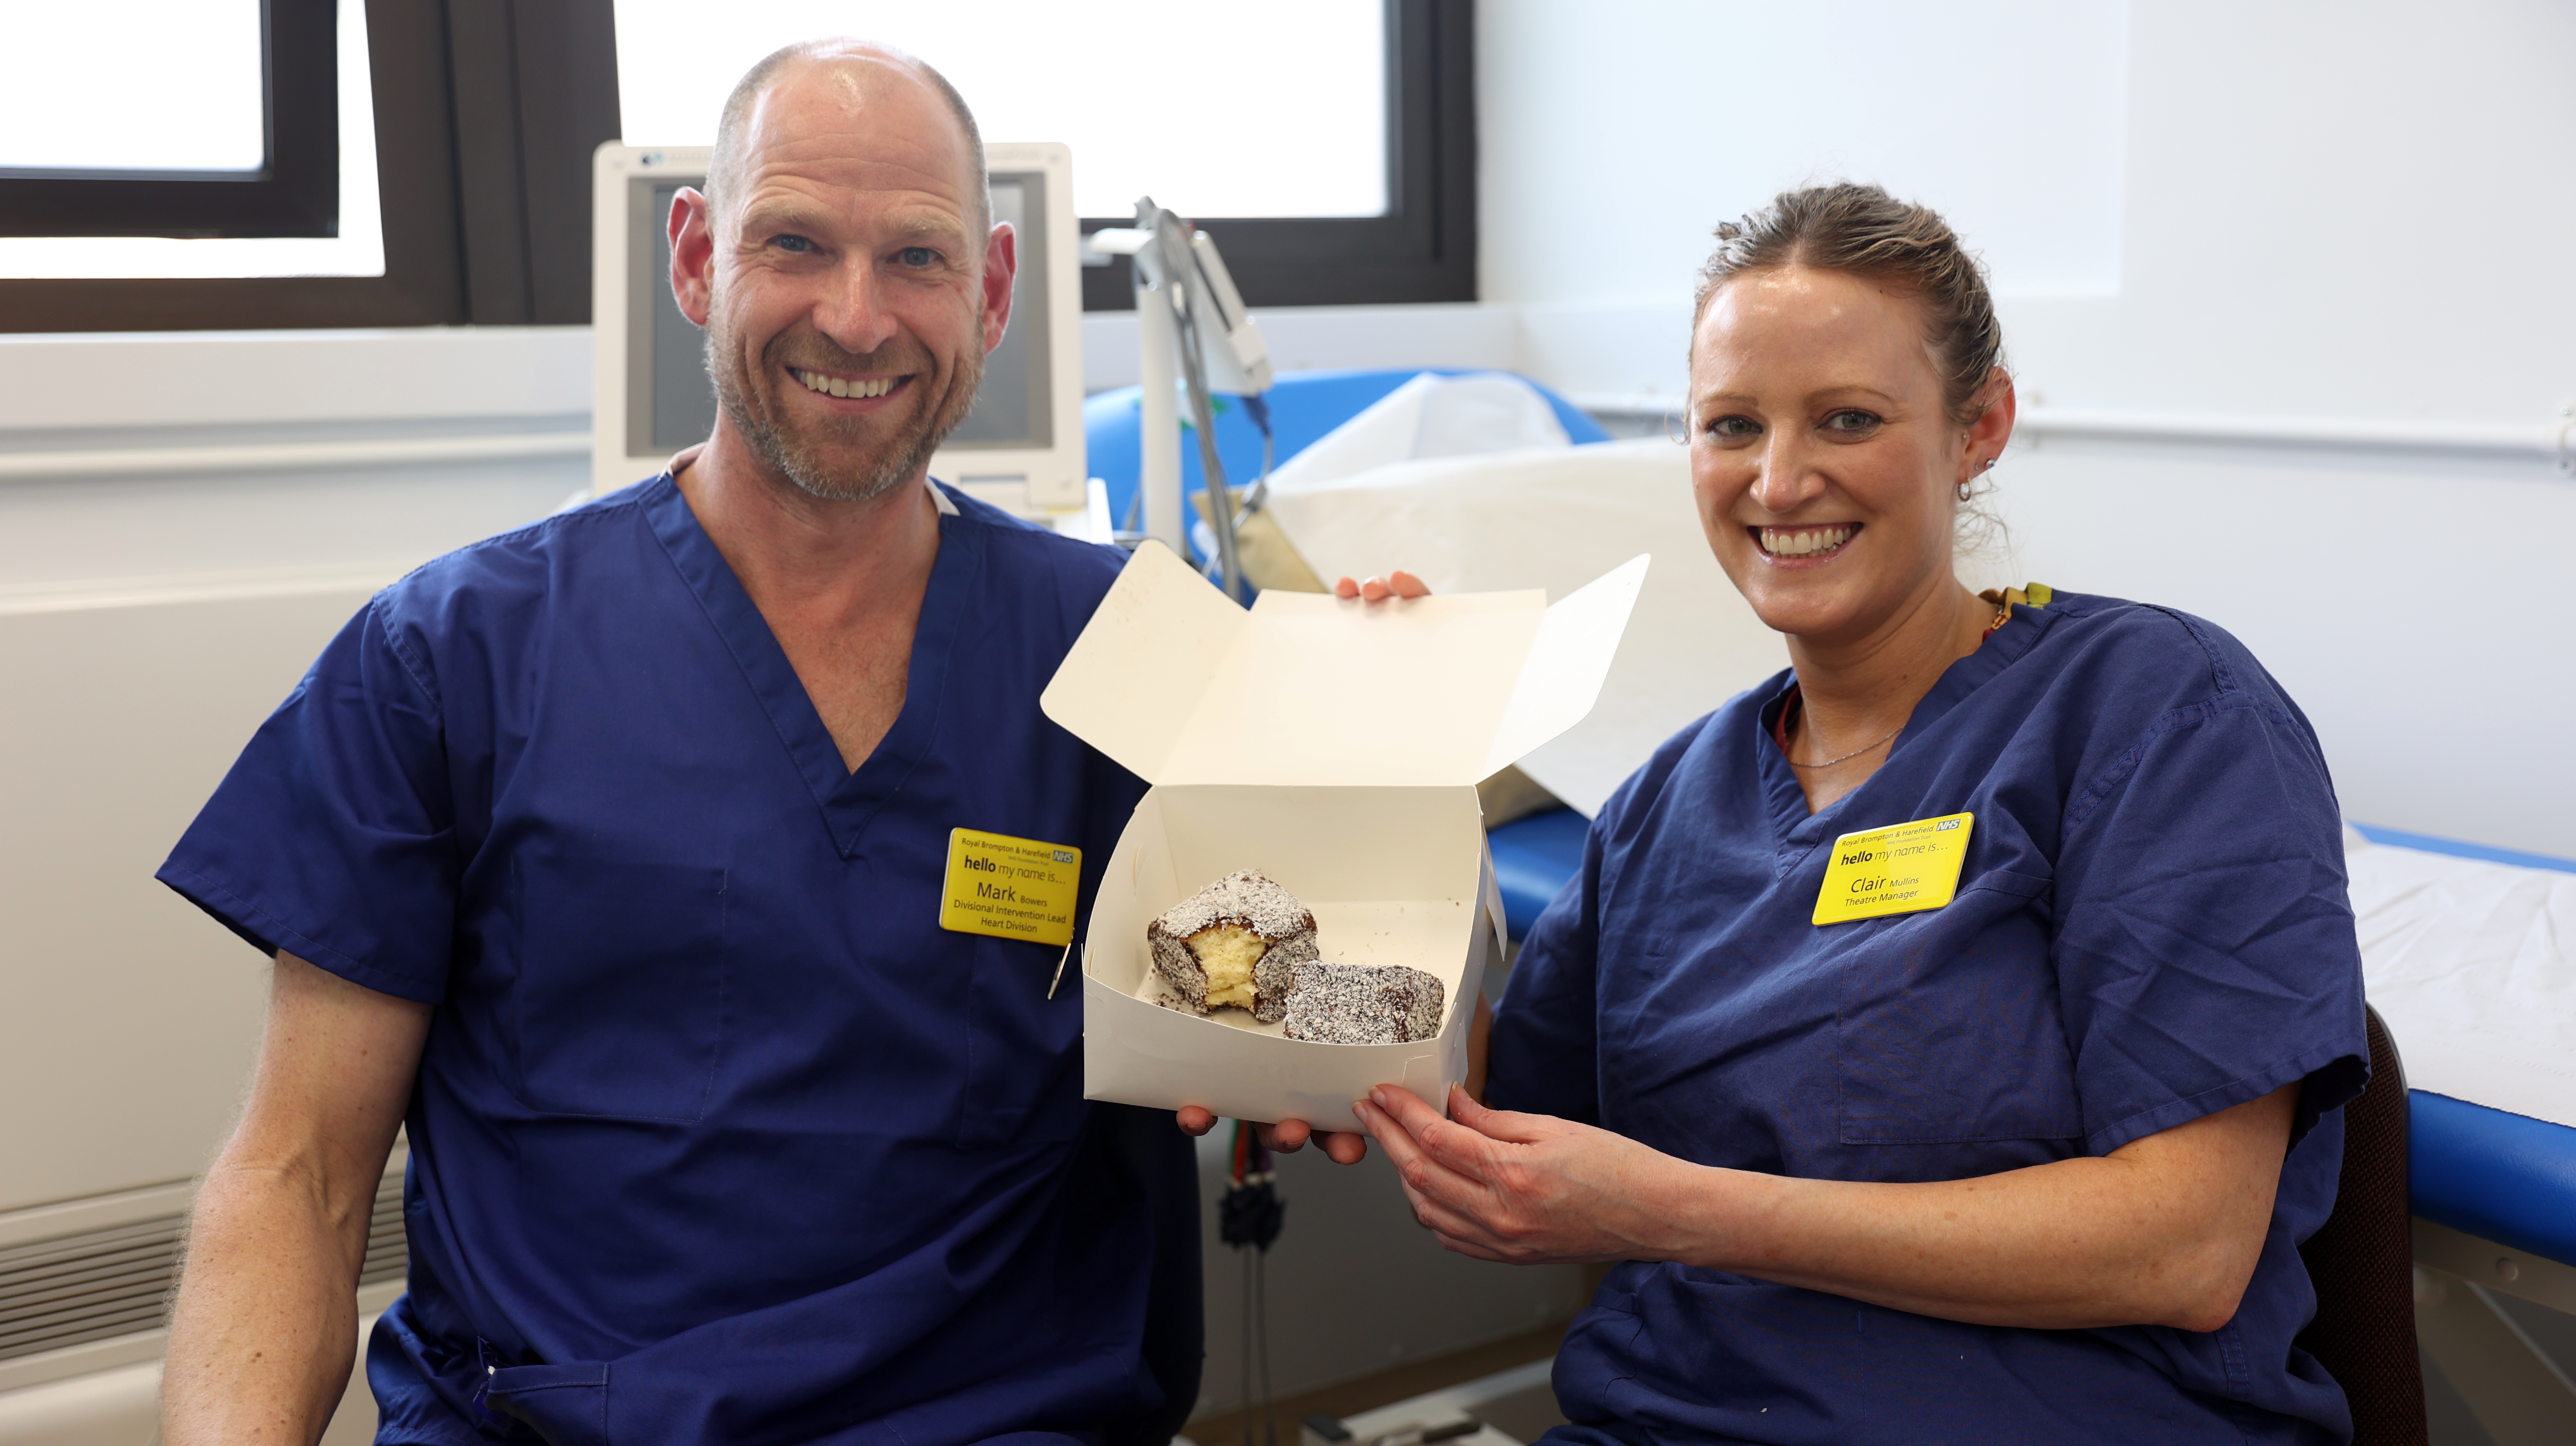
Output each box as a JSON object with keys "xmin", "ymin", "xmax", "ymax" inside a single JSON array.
[
  {"xmin": 1146, "ymin": 869, "xmax": 1318, "ymax": 1023},
  {"xmin": 1280, "ymin": 959, "xmax": 1446, "ymax": 1044}
]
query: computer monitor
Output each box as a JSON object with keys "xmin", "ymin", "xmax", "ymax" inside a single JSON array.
[{"xmin": 589, "ymin": 142, "xmax": 1086, "ymax": 514}]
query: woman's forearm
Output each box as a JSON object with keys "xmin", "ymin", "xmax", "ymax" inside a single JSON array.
[{"xmin": 1649, "ymin": 1084, "xmax": 2298, "ymax": 1331}]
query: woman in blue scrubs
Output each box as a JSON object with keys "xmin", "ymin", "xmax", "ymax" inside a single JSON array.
[{"xmin": 1355, "ymin": 185, "xmax": 2368, "ymax": 1444}]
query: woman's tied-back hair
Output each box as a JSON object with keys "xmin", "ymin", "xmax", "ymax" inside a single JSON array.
[{"xmin": 1693, "ymin": 183, "xmax": 2006, "ymax": 430}]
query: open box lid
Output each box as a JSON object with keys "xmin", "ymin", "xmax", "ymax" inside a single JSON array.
[{"xmin": 1043, "ymin": 541, "xmax": 1648, "ymax": 787}]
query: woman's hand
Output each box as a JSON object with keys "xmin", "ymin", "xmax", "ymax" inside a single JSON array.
[
  {"xmin": 1175, "ymin": 1105, "xmax": 1369, "ymax": 1165},
  {"xmin": 1353, "ymin": 1084, "xmax": 1703, "ymax": 1264},
  {"xmin": 1333, "ymin": 570, "xmax": 1429, "ymax": 602},
  {"xmin": 1360, "ymin": 1078, "xmax": 2300, "ymax": 1331}
]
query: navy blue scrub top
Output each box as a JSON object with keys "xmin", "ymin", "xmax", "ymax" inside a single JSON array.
[
  {"xmin": 159, "ymin": 473, "xmax": 1181, "ymax": 1446},
  {"xmin": 1489, "ymin": 592, "xmax": 2369, "ymax": 1446}
]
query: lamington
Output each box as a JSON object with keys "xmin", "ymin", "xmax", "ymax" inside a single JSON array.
[
  {"xmin": 1146, "ymin": 870, "xmax": 1318, "ymax": 1024},
  {"xmin": 1280, "ymin": 959, "xmax": 1446, "ymax": 1044}
]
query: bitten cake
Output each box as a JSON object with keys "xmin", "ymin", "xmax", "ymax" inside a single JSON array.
[
  {"xmin": 1147, "ymin": 870, "xmax": 1318, "ymax": 1024},
  {"xmin": 1280, "ymin": 959, "xmax": 1446, "ymax": 1044}
]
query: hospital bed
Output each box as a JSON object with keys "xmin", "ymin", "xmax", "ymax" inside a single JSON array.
[{"xmin": 1093, "ymin": 370, "xmax": 2576, "ymax": 1438}]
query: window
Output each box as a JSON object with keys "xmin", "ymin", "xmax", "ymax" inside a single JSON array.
[
  {"xmin": 0, "ymin": 0, "xmax": 370, "ymax": 279},
  {"xmin": 612, "ymin": 0, "xmax": 1475, "ymax": 309},
  {"xmin": 0, "ymin": 0, "xmax": 624, "ymax": 331},
  {"xmin": 0, "ymin": 0, "xmax": 337, "ymax": 244},
  {"xmin": 0, "ymin": 0, "xmax": 1463, "ymax": 331}
]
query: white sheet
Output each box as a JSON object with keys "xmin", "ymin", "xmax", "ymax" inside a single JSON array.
[
  {"xmin": 2345, "ymin": 827, "xmax": 2576, "ymax": 1130},
  {"xmin": 1266, "ymin": 437, "xmax": 1785, "ymax": 816},
  {"xmin": 1263, "ymin": 371, "xmax": 1572, "ymax": 491}
]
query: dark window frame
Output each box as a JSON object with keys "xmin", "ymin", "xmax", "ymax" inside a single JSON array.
[
  {"xmin": 0, "ymin": 0, "xmax": 621, "ymax": 333},
  {"xmin": 1080, "ymin": 0, "xmax": 1475, "ymax": 311},
  {"xmin": 0, "ymin": 0, "xmax": 1462, "ymax": 332},
  {"xmin": 0, "ymin": 0, "xmax": 340, "ymax": 240}
]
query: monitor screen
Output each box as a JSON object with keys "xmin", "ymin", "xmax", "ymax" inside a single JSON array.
[{"xmin": 625, "ymin": 172, "xmax": 1051, "ymax": 456}]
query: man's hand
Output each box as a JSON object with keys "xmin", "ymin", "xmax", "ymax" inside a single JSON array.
[
  {"xmin": 1175, "ymin": 1105, "xmax": 1369, "ymax": 1165},
  {"xmin": 1333, "ymin": 570, "xmax": 1429, "ymax": 602}
]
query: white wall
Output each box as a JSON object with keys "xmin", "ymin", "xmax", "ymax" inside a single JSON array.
[
  {"xmin": 1473, "ymin": 0, "xmax": 2576, "ymax": 857},
  {"xmin": 0, "ymin": 331, "xmax": 593, "ymax": 1216}
]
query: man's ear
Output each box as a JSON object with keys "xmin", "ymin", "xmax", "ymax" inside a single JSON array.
[
  {"xmin": 669, "ymin": 186, "xmax": 717, "ymax": 327},
  {"xmin": 980, "ymin": 221, "xmax": 1018, "ymax": 354}
]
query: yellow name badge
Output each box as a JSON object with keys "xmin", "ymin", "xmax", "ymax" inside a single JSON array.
[
  {"xmin": 1812, "ymin": 812, "xmax": 1976, "ymax": 926},
  {"xmin": 939, "ymin": 829, "xmax": 1082, "ymax": 946}
]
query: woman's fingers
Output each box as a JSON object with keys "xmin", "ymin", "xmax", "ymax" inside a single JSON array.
[
  {"xmin": 1388, "ymin": 570, "xmax": 1430, "ymax": 598},
  {"xmin": 1446, "ymin": 1087, "xmax": 1564, "ymax": 1146},
  {"xmin": 1175, "ymin": 1105, "xmax": 1218, "ymax": 1137},
  {"xmin": 1258, "ymin": 1119, "xmax": 1313, "ymax": 1153},
  {"xmin": 1366, "ymin": 1084, "xmax": 1454, "ymax": 1139},
  {"xmin": 1316, "ymin": 1129, "xmax": 1370, "ymax": 1165},
  {"xmin": 1371, "ymin": 1086, "xmax": 1515, "ymax": 1181},
  {"xmin": 1431, "ymin": 1232, "xmax": 1511, "ymax": 1262},
  {"xmin": 1355, "ymin": 1097, "xmax": 1490, "ymax": 1213},
  {"xmin": 1333, "ymin": 576, "xmax": 1361, "ymax": 599}
]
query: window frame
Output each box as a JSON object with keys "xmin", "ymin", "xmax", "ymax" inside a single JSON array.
[
  {"xmin": 0, "ymin": 0, "xmax": 622, "ymax": 332},
  {"xmin": 1079, "ymin": 0, "xmax": 1476, "ymax": 311},
  {"xmin": 0, "ymin": 0, "xmax": 340, "ymax": 240},
  {"xmin": 0, "ymin": 0, "xmax": 1462, "ymax": 331}
]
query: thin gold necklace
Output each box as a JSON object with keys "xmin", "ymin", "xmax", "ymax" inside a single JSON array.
[
  {"xmin": 1787, "ymin": 719, "xmax": 1905, "ymax": 769},
  {"xmin": 1787, "ymin": 603, "xmax": 2008, "ymax": 769}
]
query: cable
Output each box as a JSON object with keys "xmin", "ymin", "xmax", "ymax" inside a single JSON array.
[
  {"xmin": 1166, "ymin": 241, "xmax": 1247, "ymax": 602},
  {"xmin": 1220, "ymin": 1118, "xmax": 1288, "ymax": 1441}
]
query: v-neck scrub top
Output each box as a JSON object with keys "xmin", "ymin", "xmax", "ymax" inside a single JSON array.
[
  {"xmin": 158, "ymin": 474, "xmax": 1180, "ymax": 1446},
  {"xmin": 1487, "ymin": 592, "xmax": 2369, "ymax": 1446}
]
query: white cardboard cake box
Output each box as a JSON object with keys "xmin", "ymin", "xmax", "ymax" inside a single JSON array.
[{"xmin": 1041, "ymin": 540, "xmax": 1647, "ymax": 1127}]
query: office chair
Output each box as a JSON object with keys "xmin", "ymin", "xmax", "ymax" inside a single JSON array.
[{"xmin": 2297, "ymin": 1004, "xmax": 2428, "ymax": 1446}]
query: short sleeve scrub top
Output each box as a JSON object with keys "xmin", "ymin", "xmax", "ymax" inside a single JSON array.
[
  {"xmin": 1487, "ymin": 591, "xmax": 2370, "ymax": 1446},
  {"xmin": 157, "ymin": 474, "xmax": 1184, "ymax": 1446}
]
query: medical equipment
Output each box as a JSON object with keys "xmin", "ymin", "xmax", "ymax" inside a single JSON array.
[
  {"xmin": 1086, "ymin": 201, "xmax": 1273, "ymax": 600},
  {"xmin": 1220, "ymin": 1121, "xmax": 1285, "ymax": 1446},
  {"xmin": 588, "ymin": 142, "xmax": 1089, "ymax": 514},
  {"xmin": 1301, "ymin": 1357, "xmax": 1565, "ymax": 1446}
]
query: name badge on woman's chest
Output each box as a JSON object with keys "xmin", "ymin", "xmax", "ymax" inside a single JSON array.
[{"xmin": 1813, "ymin": 812, "xmax": 1975, "ymax": 925}]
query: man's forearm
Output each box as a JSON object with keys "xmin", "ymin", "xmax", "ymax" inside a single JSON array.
[{"xmin": 162, "ymin": 1159, "xmax": 369, "ymax": 1446}]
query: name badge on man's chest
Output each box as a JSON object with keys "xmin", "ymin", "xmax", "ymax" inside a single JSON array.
[
  {"xmin": 1813, "ymin": 812, "xmax": 1974, "ymax": 925},
  {"xmin": 940, "ymin": 828, "xmax": 1081, "ymax": 946}
]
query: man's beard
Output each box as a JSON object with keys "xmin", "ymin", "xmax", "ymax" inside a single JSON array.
[{"xmin": 702, "ymin": 301, "xmax": 986, "ymax": 504}]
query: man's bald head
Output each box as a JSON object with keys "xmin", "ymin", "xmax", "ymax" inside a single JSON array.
[{"xmin": 703, "ymin": 40, "xmax": 989, "ymax": 234}]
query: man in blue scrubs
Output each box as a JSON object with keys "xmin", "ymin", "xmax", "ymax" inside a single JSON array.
[{"xmin": 155, "ymin": 41, "xmax": 1196, "ymax": 1446}]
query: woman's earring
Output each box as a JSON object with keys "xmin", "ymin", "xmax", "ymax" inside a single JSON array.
[{"xmin": 1956, "ymin": 479, "xmax": 1975, "ymax": 502}]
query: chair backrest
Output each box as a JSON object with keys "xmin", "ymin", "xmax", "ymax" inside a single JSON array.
[{"xmin": 2296, "ymin": 1004, "xmax": 2428, "ymax": 1446}]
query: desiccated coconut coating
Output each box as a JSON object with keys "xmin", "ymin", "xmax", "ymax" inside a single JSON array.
[
  {"xmin": 1280, "ymin": 959, "xmax": 1446, "ymax": 1044},
  {"xmin": 1146, "ymin": 870, "xmax": 1317, "ymax": 1024}
]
